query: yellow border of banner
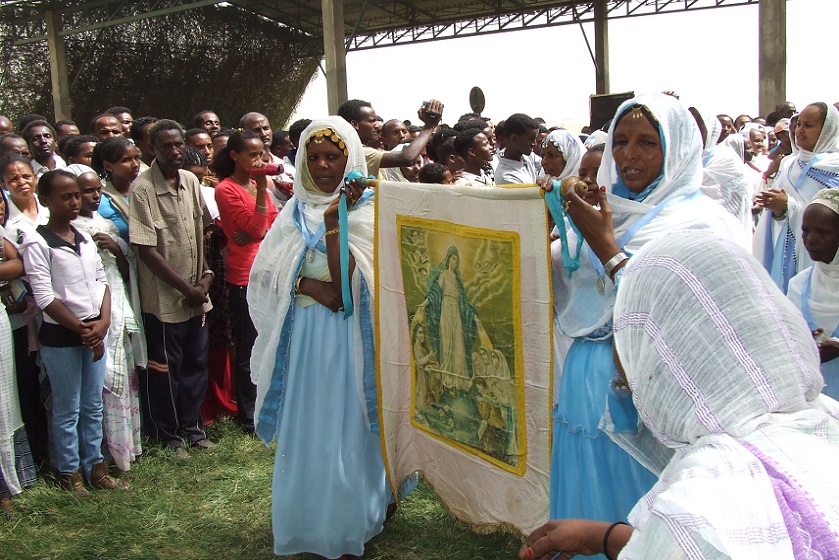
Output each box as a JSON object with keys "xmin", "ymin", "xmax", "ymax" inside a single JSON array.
[
  {"xmin": 395, "ymin": 215, "xmax": 527, "ymax": 476},
  {"xmin": 374, "ymin": 182, "xmax": 555, "ymax": 498}
]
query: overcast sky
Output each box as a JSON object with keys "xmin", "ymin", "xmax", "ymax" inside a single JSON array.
[{"xmin": 287, "ymin": 0, "xmax": 837, "ymax": 131}]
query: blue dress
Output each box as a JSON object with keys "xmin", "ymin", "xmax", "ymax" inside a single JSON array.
[
  {"xmin": 820, "ymin": 359, "xmax": 839, "ymax": 401},
  {"xmin": 550, "ymin": 326, "xmax": 657, "ymax": 559},
  {"xmin": 98, "ymin": 193, "xmax": 129, "ymax": 243},
  {"xmin": 271, "ymin": 258, "xmax": 388, "ymax": 558}
]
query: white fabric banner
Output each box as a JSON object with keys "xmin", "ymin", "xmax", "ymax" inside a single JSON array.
[{"xmin": 375, "ymin": 180, "xmax": 553, "ymax": 534}]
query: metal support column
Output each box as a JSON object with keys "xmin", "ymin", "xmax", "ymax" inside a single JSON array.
[
  {"xmin": 45, "ymin": 10, "xmax": 72, "ymax": 120},
  {"xmin": 758, "ymin": 0, "xmax": 786, "ymax": 117},
  {"xmin": 594, "ymin": 0, "xmax": 610, "ymax": 95},
  {"xmin": 322, "ymin": 0, "xmax": 348, "ymax": 114}
]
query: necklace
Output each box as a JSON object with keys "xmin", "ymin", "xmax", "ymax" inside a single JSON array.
[
  {"xmin": 231, "ymin": 174, "xmax": 256, "ymax": 197},
  {"xmin": 55, "ymin": 230, "xmax": 75, "ymax": 244}
]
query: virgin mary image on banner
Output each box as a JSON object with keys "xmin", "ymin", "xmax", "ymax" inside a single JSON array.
[
  {"xmin": 423, "ymin": 247, "xmax": 477, "ymax": 386},
  {"xmin": 399, "ymin": 218, "xmax": 524, "ymax": 471}
]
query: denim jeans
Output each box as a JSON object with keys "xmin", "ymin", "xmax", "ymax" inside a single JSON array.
[{"xmin": 40, "ymin": 344, "xmax": 106, "ymax": 474}]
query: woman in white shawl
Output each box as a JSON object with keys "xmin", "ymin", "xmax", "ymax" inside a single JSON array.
[
  {"xmin": 66, "ymin": 164, "xmax": 145, "ymax": 473},
  {"xmin": 787, "ymin": 188, "xmax": 839, "ymax": 400},
  {"xmin": 0, "ymin": 211, "xmax": 35, "ymax": 514},
  {"xmin": 541, "ymin": 130, "xmax": 587, "ymax": 191},
  {"xmin": 546, "ymin": 94, "xmax": 747, "ymax": 545},
  {"xmin": 689, "ymin": 107, "xmax": 754, "ymax": 235},
  {"xmin": 248, "ymin": 117, "xmax": 386, "ymax": 558},
  {"xmin": 741, "ymin": 122, "xmax": 771, "ymax": 174},
  {"xmin": 755, "ymin": 102, "xmax": 839, "ymax": 293},
  {"xmin": 541, "ymin": 129, "xmax": 594, "ymax": 430},
  {"xmin": 522, "ymin": 231, "xmax": 839, "ymax": 560}
]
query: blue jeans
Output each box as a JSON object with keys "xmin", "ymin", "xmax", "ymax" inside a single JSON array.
[{"xmin": 40, "ymin": 344, "xmax": 106, "ymax": 474}]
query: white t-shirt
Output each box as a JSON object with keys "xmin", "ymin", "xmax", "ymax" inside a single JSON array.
[
  {"xmin": 30, "ymin": 154, "xmax": 66, "ymax": 178},
  {"xmin": 201, "ymin": 186, "xmax": 220, "ymax": 221},
  {"xmin": 458, "ymin": 169, "xmax": 494, "ymax": 186},
  {"xmin": 494, "ymin": 155, "xmax": 538, "ymax": 185}
]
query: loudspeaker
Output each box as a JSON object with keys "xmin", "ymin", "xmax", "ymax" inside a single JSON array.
[{"xmin": 590, "ymin": 91, "xmax": 634, "ymax": 131}]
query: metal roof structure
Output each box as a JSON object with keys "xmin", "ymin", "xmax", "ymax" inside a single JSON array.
[
  {"xmin": 230, "ymin": 0, "xmax": 760, "ymax": 51},
  {"xmin": 2, "ymin": 0, "xmax": 758, "ymax": 50},
  {"xmin": 0, "ymin": 0, "xmax": 784, "ymax": 119}
]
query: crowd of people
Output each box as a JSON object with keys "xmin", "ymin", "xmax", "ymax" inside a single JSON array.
[{"xmin": 0, "ymin": 91, "xmax": 838, "ymax": 559}]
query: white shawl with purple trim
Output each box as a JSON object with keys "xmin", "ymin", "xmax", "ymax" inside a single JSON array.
[{"xmin": 614, "ymin": 231, "xmax": 839, "ymax": 559}]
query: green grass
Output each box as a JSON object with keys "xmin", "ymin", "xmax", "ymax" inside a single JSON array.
[{"xmin": 0, "ymin": 419, "xmax": 522, "ymax": 559}]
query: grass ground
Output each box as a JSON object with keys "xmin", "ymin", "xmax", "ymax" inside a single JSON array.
[{"xmin": 0, "ymin": 419, "xmax": 522, "ymax": 560}]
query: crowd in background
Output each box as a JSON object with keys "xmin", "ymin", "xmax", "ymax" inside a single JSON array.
[{"xmin": 0, "ymin": 92, "xmax": 838, "ymax": 559}]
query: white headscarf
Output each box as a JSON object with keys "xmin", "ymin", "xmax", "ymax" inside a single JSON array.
[
  {"xmin": 787, "ymin": 189, "xmax": 839, "ymax": 337},
  {"xmin": 799, "ymin": 102, "xmax": 839, "ymax": 162},
  {"xmin": 692, "ymin": 107, "xmax": 754, "ymax": 234},
  {"xmin": 64, "ymin": 163, "xmax": 98, "ymax": 179},
  {"xmin": 584, "ymin": 130, "xmax": 608, "ymax": 148},
  {"xmin": 598, "ymin": 93, "xmax": 709, "ymax": 231},
  {"xmin": 756, "ymin": 102, "xmax": 839, "ymax": 280},
  {"xmin": 248, "ymin": 116, "xmax": 375, "ymax": 439},
  {"xmin": 541, "ymin": 129, "xmax": 586, "ymax": 180},
  {"xmin": 552, "ymin": 93, "xmax": 745, "ymax": 338},
  {"xmin": 740, "ymin": 122, "xmax": 766, "ymax": 141},
  {"xmin": 614, "ymin": 231, "xmax": 839, "ymax": 558},
  {"xmin": 723, "ymin": 133, "xmax": 746, "ymax": 162},
  {"xmin": 691, "ymin": 107, "xmax": 721, "ymax": 154}
]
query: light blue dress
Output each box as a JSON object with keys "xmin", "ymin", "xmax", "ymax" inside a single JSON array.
[
  {"xmin": 550, "ymin": 326, "xmax": 657, "ymax": 559},
  {"xmin": 271, "ymin": 251, "xmax": 389, "ymax": 558}
]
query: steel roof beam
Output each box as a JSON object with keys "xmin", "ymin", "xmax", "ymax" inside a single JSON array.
[
  {"xmin": 2, "ymin": 0, "xmax": 761, "ymax": 50},
  {"xmin": 344, "ymin": 0, "xmax": 757, "ymax": 51}
]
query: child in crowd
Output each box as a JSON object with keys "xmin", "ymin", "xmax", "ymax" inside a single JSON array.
[
  {"xmin": 68, "ymin": 163, "xmax": 145, "ymax": 472},
  {"xmin": 418, "ymin": 162, "xmax": 453, "ymax": 184},
  {"xmin": 19, "ymin": 170, "xmax": 127, "ymax": 494}
]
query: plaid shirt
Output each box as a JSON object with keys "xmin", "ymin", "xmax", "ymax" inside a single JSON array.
[{"xmin": 129, "ymin": 162, "xmax": 212, "ymax": 323}]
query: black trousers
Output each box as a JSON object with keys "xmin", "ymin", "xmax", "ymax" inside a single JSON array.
[
  {"xmin": 140, "ymin": 313, "xmax": 209, "ymax": 448},
  {"xmin": 226, "ymin": 283, "xmax": 258, "ymax": 431},
  {"xmin": 13, "ymin": 326, "xmax": 49, "ymax": 465}
]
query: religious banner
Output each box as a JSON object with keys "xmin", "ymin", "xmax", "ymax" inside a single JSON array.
[{"xmin": 375, "ymin": 180, "xmax": 553, "ymax": 534}]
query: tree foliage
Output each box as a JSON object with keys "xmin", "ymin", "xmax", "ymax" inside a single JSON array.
[{"xmin": 0, "ymin": 4, "xmax": 322, "ymax": 131}]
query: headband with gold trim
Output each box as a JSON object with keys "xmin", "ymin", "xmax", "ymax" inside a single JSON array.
[{"xmin": 307, "ymin": 128, "xmax": 348, "ymax": 156}]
